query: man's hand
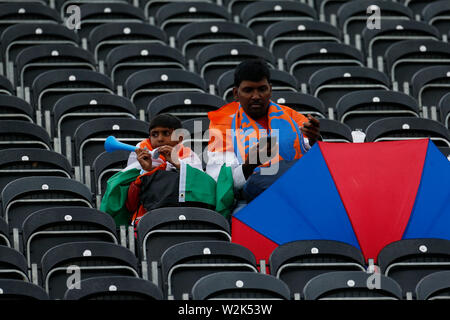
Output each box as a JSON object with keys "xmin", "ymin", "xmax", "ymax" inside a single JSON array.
[
  {"xmin": 301, "ymin": 114, "xmax": 320, "ymax": 146},
  {"xmin": 242, "ymin": 137, "xmax": 278, "ymax": 179},
  {"xmin": 158, "ymin": 145, "xmax": 180, "ymax": 169},
  {"xmin": 136, "ymin": 148, "xmax": 152, "ymax": 171}
]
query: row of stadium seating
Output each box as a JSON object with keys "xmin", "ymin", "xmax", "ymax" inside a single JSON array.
[{"xmin": 0, "ymin": 206, "xmax": 449, "ymax": 300}]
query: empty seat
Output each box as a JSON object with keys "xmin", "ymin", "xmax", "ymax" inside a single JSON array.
[
  {"xmin": 378, "ymin": 238, "xmax": 450, "ymax": 299},
  {"xmin": 73, "ymin": 117, "xmax": 149, "ymax": 183},
  {"xmin": 52, "ymin": 92, "xmax": 136, "ymax": 156},
  {"xmin": 64, "ymin": 276, "xmax": 163, "ymax": 300},
  {"xmin": 176, "ymin": 21, "xmax": 256, "ymax": 61},
  {"xmin": 161, "ymin": 240, "xmax": 258, "ymax": 299},
  {"xmin": 222, "ymin": 0, "xmax": 260, "ymax": 18},
  {"xmin": 136, "ymin": 207, "xmax": 231, "ymax": 286},
  {"xmin": 88, "ymin": 22, "xmax": 167, "ymax": 64},
  {"xmin": 0, "ymin": 120, "xmax": 52, "ymax": 152},
  {"xmin": 423, "ymin": 1, "xmax": 450, "ymax": 37},
  {"xmin": 0, "ymin": 279, "xmax": 49, "ymax": 300},
  {"xmin": 269, "ymin": 240, "xmax": 366, "ymax": 300},
  {"xmin": 240, "ymin": 1, "xmax": 317, "ymax": 36},
  {"xmin": 41, "ymin": 241, "xmax": 140, "ymax": 299},
  {"xmin": 365, "ymin": 117, "xmax": 450, "ymax": 147},
  {"xmin": 416, "ymin": 270, "xmax": 450, "ymax": 300},
  {"xmin": 303, "ymin": 271, "xmax": 403, "ymax": 300},
  {"xmin": 0, "ymin": 246, "xmax": 28, "ymax": 281},
  {"xmin": 439, "ymin": 92, "xmax": 450, "ymax": 128},
  {"xmin": 92, "ymin": 150, "xmax": 129, "ymax": 197},
  {"xmin": 286, "ymin": 42, "xmax": 364, "ymax": 89},
  {"xmin": 314, "ymin": 0, "xmax": 350, "ymax": 23},
  {"xmin": 105, "ymin": 44, "xmax": 186, "ymax": 88},
  {"xmin": 191, "ymin": 271, "xmax": 291, "ymax": 300},
  {"xmin": 264, "ymin": 20, "xmax": 341, "ymax": 60},
  {"xmin": 141, "ymin": 0, "xmax": 216, "ymax": 20},
  {"xmin": 336, "ymin": 90, "xmax": 420, "ymax": 132},
  {"xmin": 195, "ymin": 43, "xmax": 276, "ymax": 86},
  {"xmin": 155, "ymin": 2, "xmax": 231, "ymax": 39},
  {"xmin": 308, "ymin": 66, "xmax": 390, "ymax": 118},
  {"xmin": 181, "ymin": 117, "xmax": 210, "ymax": 164},
  {"xmin": 0, "ymin": 176, "xmax": 94, "ymax": 230},
  {"xmin": 55, "ymin": 1, "xmax": 132, "ymax": 16},
  {"xmin": 0, "ymin": 75, "xmax": 14, "ymax": 95},
  {"xmin": 385, "ymin": 39, "xmax": 450, "ymax": 92},
  {"xmin": 217, "ymin": 69, "xmax": 298, "ymax": 102},
  {"xmin": 0, "ymin": 217, "xmax": 10, "ymax": 247},
  {"xmin": 0, "ymin": 95, "xmax": 34, "ymax": 122},
  {"xmin": 271, "ymin": 91, "xmax": 327, "ymax": 119},
  {"xmin": 147, "ymin": 92, "xmax": 225, "ymax": 122},
  {"xmin": 319, "ymin": 118, "xmax": 354, "ymax": 142},
  {"xmin": 124, "ymin": 68, "xmax": 206, "ymax": 116},
  {"xmin": 0, "ymin": 148, "xmax": 73, "ymax": 194},
  {"xmin": 401, "ymin": 0, "xmax": 442, "ymax": 20}
]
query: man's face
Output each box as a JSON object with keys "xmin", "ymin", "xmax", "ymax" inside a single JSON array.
[
  {"xmin": 233, "ymin": 78, "xmax": 272, "ymax": 120},
  {"xmin": 149, "ymin": 126, "xmax": 180, "ymax": 148}
]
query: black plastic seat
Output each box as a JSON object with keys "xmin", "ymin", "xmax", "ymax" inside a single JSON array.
[
  {"xmin": 0, "ymin": 246, "xmax": 28, "ymax": 281},
  {"xmin": 55, "ymin": 0, "xmax": 131, "ymax": 16},
  {"xmin": 41, "ymin": 241, "xmax": 139, "ymax": 299},
  {"xmin": 303, "ymin": 271, "xmax": 403, "ymax": 300},
  {"xmin": 161, "ymin": 240, "xmax": 258, "ymax": 299},
  {"xmin": 378, "ymin": 238, "xmax": 450, "ymax": 299},
  {"xmin": 313, "ymin": 0, "xmax": 351, "ymax": 23},
  {"xmin": 141, "ymin": 0, "xmax": 215, "ymax": 19},
  {"xmin": 364, "ymin": 117, "xmax": 450, "ymax": 147},
  {"xmin": 0, "ymin": 120, "xmax": 52, "ymax": 152},
  {"xmin": 92, "ymin": 150, "xmax": 129, "ymax": 197},
  {"xmin": 240, "ymin": 1, "xmax": 317, "ymax": 36},
  {"xmin": 0, "ymin": 217, "xmax": 10, "ymax": 248},
  {"xmin": 269, "ymin": 240, "xmax": 366, "ymax": 300},
  {"xmin": 400, "ymin": 0, "xmax": 442, "ymax": 20},
  {"xmin": 124, "ymin": 68, "xmax": 206, "ymax": 115},
  {"xmin": 439, "ymin": 92, "xmax": 450, "ymax": 128},
  {"xmin": 336, "ymin": 90, "xmax": 420, "ymax": 132},
  {"xmin": 105, "ymin": 44, "xmax": 186, "ymax": 88},
  {"xmin": 423, "ymin": 0, "xmax": 450, "ymax": 37},
  {"xmin": 416, "ymin": 270, "xmax": 450, "ymax": 300},
  {"xmin": 270, "ymin": 91, "xmax": 327, "ymax": 119},
  {"xmin": 0, "ymin": 279, "xmax": 49, "ymax": 300},
  {"xmin": 0, "ymin": 95, "xmax": 34, "ymax": 123},
  {"xmin": 146, "ymin": 91, "xmax": 225, "ymax": 122},
  {"xmin": 0, "ymin": 75, "xmax": 14, "ymax": 96},
  {"xmin": 319, "ymin": 119, "xmax": 354, "ymax": 143},
  {"xmin": 64, "ymin": 276, "xmax": 163, "ymax": 300},
  {"xmin": 264, "ymin": 20, "xmax": 341, "ymax": 60},
  {"xmin": 192, "ymin": 271, "xmax": 291, "ymax": 300},
  {"xmin": 0, "ymin": 148, "xmax": 73, "ymax": 194}
]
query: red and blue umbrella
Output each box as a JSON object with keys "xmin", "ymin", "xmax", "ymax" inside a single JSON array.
[{"xmin": 232, "ymin": 139, "xmax": 450, "ymax": 263}]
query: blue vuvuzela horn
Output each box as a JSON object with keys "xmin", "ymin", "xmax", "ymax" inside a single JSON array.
[{"xmin": 104, "ymin": 136, "xmax": 136, "ymax": 152}]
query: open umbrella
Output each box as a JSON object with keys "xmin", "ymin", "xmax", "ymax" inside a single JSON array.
[{"xmin": 232, "ymin": 139, "xmax": 450, "ymax": 264}]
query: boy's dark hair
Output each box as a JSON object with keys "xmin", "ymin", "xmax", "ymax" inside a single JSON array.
[
  {"xmin": 234, "ymin": 59, "xmax": 271, "ymax": 87},
  {"xmin": 149, "ymin": 114, "xmax": 182, "ymax": 131}
]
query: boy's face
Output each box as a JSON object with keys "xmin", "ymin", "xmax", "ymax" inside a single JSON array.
[{"xmin": 149, "ymin": 126, "xmax": 181, "ymax": 148}]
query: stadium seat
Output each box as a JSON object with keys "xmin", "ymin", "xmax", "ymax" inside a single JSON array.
[
  {"xmin": 146, "ymin": 92, "xmax": 225, "ymax": 122},
  {"xmin": 55, "ymin": 0, "xmax": 132, "ymax": 17},
  {"xmin": 0, "ymin": 279, "xmax": 49, "ymax": 300},
  {"xmin": 270, "ymin": 91, "xmax": 327, "ymax": 119},
  {"xmin": 22, "ymin": 207, "xmax": 119, "ymax": 283},
  {"xmin": 0, "ymin": 95, "xmax": 34, "ymax": 122},
  {"xmin": 52, "ymin": 92, "xmax": 136, "ymax": 156},
  {"xmin": 286, "ymin": 42, "xmax": 364, "ymax": 90},
  {"xmin": 141, "ymin": 0, "xmax": 216, "ymax": 20},
  {"xmin": 0, "ymin": 148, "xmax": 73, "ymax": 194},
  {"xmin": 337, "ymin": 0, "xmax": 413, "ymax": 47},
  {"xmin": 216, "ymin": 69, "xmax": 298, "ymax": 102},
  {"xmin": 136, "ymin": 207, "xmax": 231, "ymax": 287},
  {"xmin": 302, "ymin": 271, "xmax": 403, "ymax": 300},
  {"xmin": 105, "ymin": 43, "xmax": 186, "ymax": 89},
  {"xmin": 400, "ymin": 0, "xmax": 442, "ymax": 20},
  {"xmin": 318, "ymin": 118, "xmax": 354, "ymax": 142},
  {"xmin": 191, "ymin": 271, "xmax": 291, "ymax": 300},
  {"xmin": 362, "ymin": 20, "xmax": 441, "ymax": 72},
  {"xmin": 0, "ymin": 176, "xmax": 94, "ymax": 231},
  {"xmin": 0, "ymin": 75, "xmax": 14, "ymax": 95},
  {"xmin": 264, "ymin": 20, "xmax": 341, "ymax": 61},
  {"xmin": 377, "ymin": 238, "xmax": 450, "ymax": 299},
  {"xmin": 64, "ymin": 276, "xmax": 163, "ymax": 300},
  {"xmin": 336, "ymin": 90, "xmax": 420, "ymax": 132},
  {"xmin": 416, "ymin": 270, "xmax": 450, "ymax": 300},
  {"xmin": 181, "ymin": 117, "xmax": 210, "ymax": 166},
  {"xmin": 308, "ymin": 66, "xmax": 390, "ymax": 119},
  {"xmin": 239, "ymin": 1, "xmax": 317, "ymax": 36},
  {"xmin": 195, "ymin": 43, "xmax": 276, "ymax": 87},
  {"xmin": 72, "ymin": 117, "xmax": 149, "ymax": 183},
  {"xmin": 0, "ymin": 217, "xmax": 10, "ymax": 248},
  {"xmin": 422, "ymin": 1, "xmax": 450, "ymax": 37},
  {"xmin": 88, "ymin": 22, "xmax": 167, "ymax": 64},
  {"xmin": 0, "ymin": 246, "xmax": 29, "ymax": 281},
  {"xmin": 92, "ymin": 150, "xmax": 129, "ymax": 198},
  {"xmin": 0, "ymin": 120, "xmax": 52, "ymax": 152},
  {"xmin": 124, "ymin": 68, "xmax": 206, "ymax": 117},
  {"xmin": 439, "ymin": 92, "xmax": 450, "ymax": 128},
  {"xmin": 76, "ymin": 3, "xmax": 146, "ymax": 40},
  {"xmin": 269, "ymin": 240, "xmax": 366, "ymax": 300},
  {"xmin": 176, "ymin": 21, "xmax": 256, "ymax": 62},
  {"xmin": 155, "ymin": 2, "xmax": 231, "ymax": 39},
  {"xmin": 222, "ymin": 0, "xmax": 261, "ymax": 18},
  {"xmin": 41, "ymin": 241, "xmax": 140, "ymax": 299},
  {"xmin": 364, "ymin": 117, "xmax": 450, "ymax": 147},
  {"xmin": 438, "ymin": 147, "xmax": 450, "ymax": 161},
  {"xmin": 161, "ymin": 240, "xmax": 258, "ymax": 299},
  {"xmin": 384, "ymin": 39, "xmax": 450, "ymax": 93},
  {"xmin": 411, "ymin": 66, "xmax": 450, "ymax": 120},
  {"xmin": 314, "ymin": 0, "xmax": 350, "ymax": 23}
]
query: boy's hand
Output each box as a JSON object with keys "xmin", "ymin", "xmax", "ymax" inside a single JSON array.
[
  {"xmin": 300, "ymin": 114, "xmax": 320, "ymax": 146},
  {"xmin": 158, "ymin": 145, "xmax": 180, "ymax": 169},
  {"xmin": 136, "ymin": 148, "xmax": 152, "ymax": 171}
]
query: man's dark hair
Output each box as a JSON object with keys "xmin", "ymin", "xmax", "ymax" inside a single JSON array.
[
  {"xmin": 234, "ymin": 59, "xmax": 271, "ymax": 87},
  {"xmin": 149, "ymin": 113, "xmax": 182, "ymax": 131}
]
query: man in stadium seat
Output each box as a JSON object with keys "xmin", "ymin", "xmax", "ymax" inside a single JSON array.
[{"xmin": 206, "ymin": 59, "xmax": 320, "ymax": 202}]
